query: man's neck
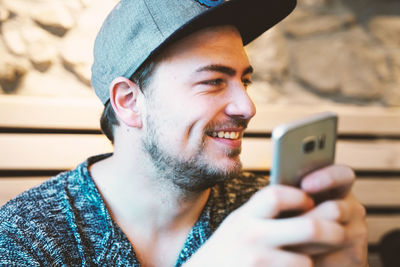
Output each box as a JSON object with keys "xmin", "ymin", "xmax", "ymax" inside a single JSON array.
[
  {"xmin": 89, "ymin": 153, "xmax": 210, "ymax": 266},
  {"xmin": 90, "ymin": 153, "xmax": 210, "ymax": 222}
]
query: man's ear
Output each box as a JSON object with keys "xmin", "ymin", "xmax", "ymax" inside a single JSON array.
[{"xmin": 109, "ymin": 77, "xmax": 143, "ymax": 128}]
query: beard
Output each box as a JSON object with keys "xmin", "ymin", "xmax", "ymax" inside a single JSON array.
[{"xmin": 141, "ymin": 115, "xmax": 248, "ymax": 193}]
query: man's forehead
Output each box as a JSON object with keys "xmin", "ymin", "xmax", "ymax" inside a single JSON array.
[
  {"xmin": 150, "ymin": 26, "xmax": 250, "ymax": 77},
  {"xmin": 161, "ymin": 25, "xmax": 243, "ymax": 57}
]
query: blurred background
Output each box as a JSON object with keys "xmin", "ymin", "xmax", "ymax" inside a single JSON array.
[
  {"xmin": 0, "ymin": 0, "xmax": 399, "ymax": 266},
  {"xmin": 0, "ymin": 0, "xmax": 399, "ymax": 106}
]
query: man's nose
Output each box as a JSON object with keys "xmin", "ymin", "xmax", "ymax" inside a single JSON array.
[{"xmin": 225, "ymin": 86, "xmax": 256, "ymax": 120}]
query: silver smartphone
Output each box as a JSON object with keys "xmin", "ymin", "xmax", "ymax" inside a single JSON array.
[{"xmin": 270, "ymin": 112, "xmax": 338, "ymax": 187}]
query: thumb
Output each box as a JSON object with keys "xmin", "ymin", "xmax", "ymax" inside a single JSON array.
[{"xmin": 240, "ymin": 185, "xmax": 314, "ymax": 219}]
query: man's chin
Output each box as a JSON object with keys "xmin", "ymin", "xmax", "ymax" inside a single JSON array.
[
  {"xmin": 215, "ymin": 154, "xmax": 242, "ymax": 172},
  {"xmin": 174, "ymin": 161, "xmax": 243, "ymax": 193},
  {"xmin": 227, "ymin": 147, "xmax": 242, "ymax": 158}
]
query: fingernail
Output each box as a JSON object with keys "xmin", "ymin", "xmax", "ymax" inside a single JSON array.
[
  {"xmin": 302, "ymin": 175, "xmax": 330, "ymax": 192},
  {"xmin": 301, "ymin": 178, "xmax": 317, "ymax": 191}
]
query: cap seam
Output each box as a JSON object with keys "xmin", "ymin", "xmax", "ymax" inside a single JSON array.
[{"xmin": 143, "ymin": 0, "xmax": 165, "ymax": 38}]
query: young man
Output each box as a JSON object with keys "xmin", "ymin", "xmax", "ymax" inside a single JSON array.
[{"xmin": 0, "ymin": 0, "xmax": 368, "ymax": 266}]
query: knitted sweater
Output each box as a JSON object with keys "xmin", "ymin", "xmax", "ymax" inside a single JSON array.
[{"xmin": 0, "ymin": 154, "xmax": 268, "ymax": 266}]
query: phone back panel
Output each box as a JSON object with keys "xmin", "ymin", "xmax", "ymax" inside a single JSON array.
[{"xmin": 270, "ymin": 112, "xmax": 338, "ymax": 186}]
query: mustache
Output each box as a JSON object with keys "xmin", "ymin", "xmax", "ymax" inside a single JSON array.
[{"xmin": 205, "ymin": 116, "xmax": 250, "ymax": 133}]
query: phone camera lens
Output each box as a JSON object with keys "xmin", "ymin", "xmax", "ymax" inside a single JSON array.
[{"xmin": 302, "ymin": 139, "xmax": 316, "ymax": 154}]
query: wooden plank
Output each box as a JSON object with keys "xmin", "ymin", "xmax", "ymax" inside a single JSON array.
[
  {"xmin": 0, "ymin": 177, "xmax": 48, "ymax": 206},
  {"xmin": 367, "ymin": 215, "xmax": 400, "ymax": 244},
  {"xmin": 249, "ymin": 105, "xmax": 400, "ymax": 136},
  {"xmin": 0, "ymin": 134, "xmax": 112, "ymax": 170},
  {"xmin": 336, "ymin": 140, "xmax": 400, "ymax": 172},
  {"xmin": 2, "ymin": 95, "xmax": 400, "ymax": 136},
  {"xmin": 353, "ymin": 179, "xmax": 400, "ymax": 207},
  {"xmin": 241, "ymin": 138, "xmax": 400, "ymax": 171},
  {"xmin": 241, "ymin": 138, "xmax": 273, "ymax": 171},
  {"xmin": 1, "ymin": 134, "xmax": 400, "ymax": 171},
  {"xmin": 0, "ymin": 95, "xmax": 103, "ymax": 130}
]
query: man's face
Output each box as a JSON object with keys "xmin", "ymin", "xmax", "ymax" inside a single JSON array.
[{"xmin": 141, "ymin": 25, "xmax": 256, "ymax": 192}]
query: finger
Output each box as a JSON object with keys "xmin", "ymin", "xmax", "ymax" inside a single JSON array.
[
  {"xmin": 311, "ymin": 207, "xmax": 368, "ymax": 266},
  {"xmin": 241, "ymin": 185, "xmax": 314, "ymax": 219},
  {"xmin": 313, "ymin": 222, "xmax": 369, "ymax": 267},
  {"xmin": 255, "ymin": 217, "xmax": 345, "ymax": 247},
  {"xmin": 285, "ymin": 242, "xmax": 341, "ymax": 256},
  {"xmin": 256, "ymin": 249, "xmax": 313, "ymax": 267},
  {"xmin": 301, "ymin": 164, "xmax": 355, "ymax": 196},
  {"xmin": 345, "ymin": 213, "xmax": 368, "ymax": 243},
  {"xmin": 343, "ymin": 197, "xmax": 367, "ymax": 242},
  {"xmin": 303, "ymin": 199, "xmax": 352, "ymax": 223}
]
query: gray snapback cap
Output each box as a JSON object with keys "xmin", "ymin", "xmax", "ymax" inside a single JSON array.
[{"xmin": 91, "ymin": 0, "xmax": 297, "ymax": 104}]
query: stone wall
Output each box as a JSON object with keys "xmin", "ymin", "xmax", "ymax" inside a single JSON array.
[
  {"xmin": 0, "ymin": 0, "xmax": 117, "ymax": 99},
  {"xmin": 247, "ymin": 0, "xmax": 400, "ymax": 106},
  {"xmin": 0, "ymin": 0, "xmax": 399, "ymax": 107}
]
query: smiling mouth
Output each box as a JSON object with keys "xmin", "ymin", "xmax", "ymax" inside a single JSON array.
[{"xmin": 208, "ymin": 131, "xmax": 241, "ymax": 140}]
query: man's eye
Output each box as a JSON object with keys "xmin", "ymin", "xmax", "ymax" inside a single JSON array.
[
  {"xmin": 202, "ymin": 79, "xmax": 225, "ymax": 86},
  {"xmin": 242, "ymin": 78, "xmax": 252, "ymax": 88}
]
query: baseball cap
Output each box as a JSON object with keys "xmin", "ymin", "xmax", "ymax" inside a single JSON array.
[{"xmin": 91, "ymin": 0, "xmax": 297, "ymax": 105}]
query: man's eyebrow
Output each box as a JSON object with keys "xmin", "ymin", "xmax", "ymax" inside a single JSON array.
[
  {"xmin": 195, "ymin": 64, "xmax": 254, "ymax": 77},
  {"xmin": 243, "ymin": 66, "xmax": 254, "ymax": 76}
]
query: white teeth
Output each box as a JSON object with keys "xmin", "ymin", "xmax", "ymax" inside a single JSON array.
[{"xmin": 211, "ymin": 131, "xmax": 240, "ymax": 140}]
